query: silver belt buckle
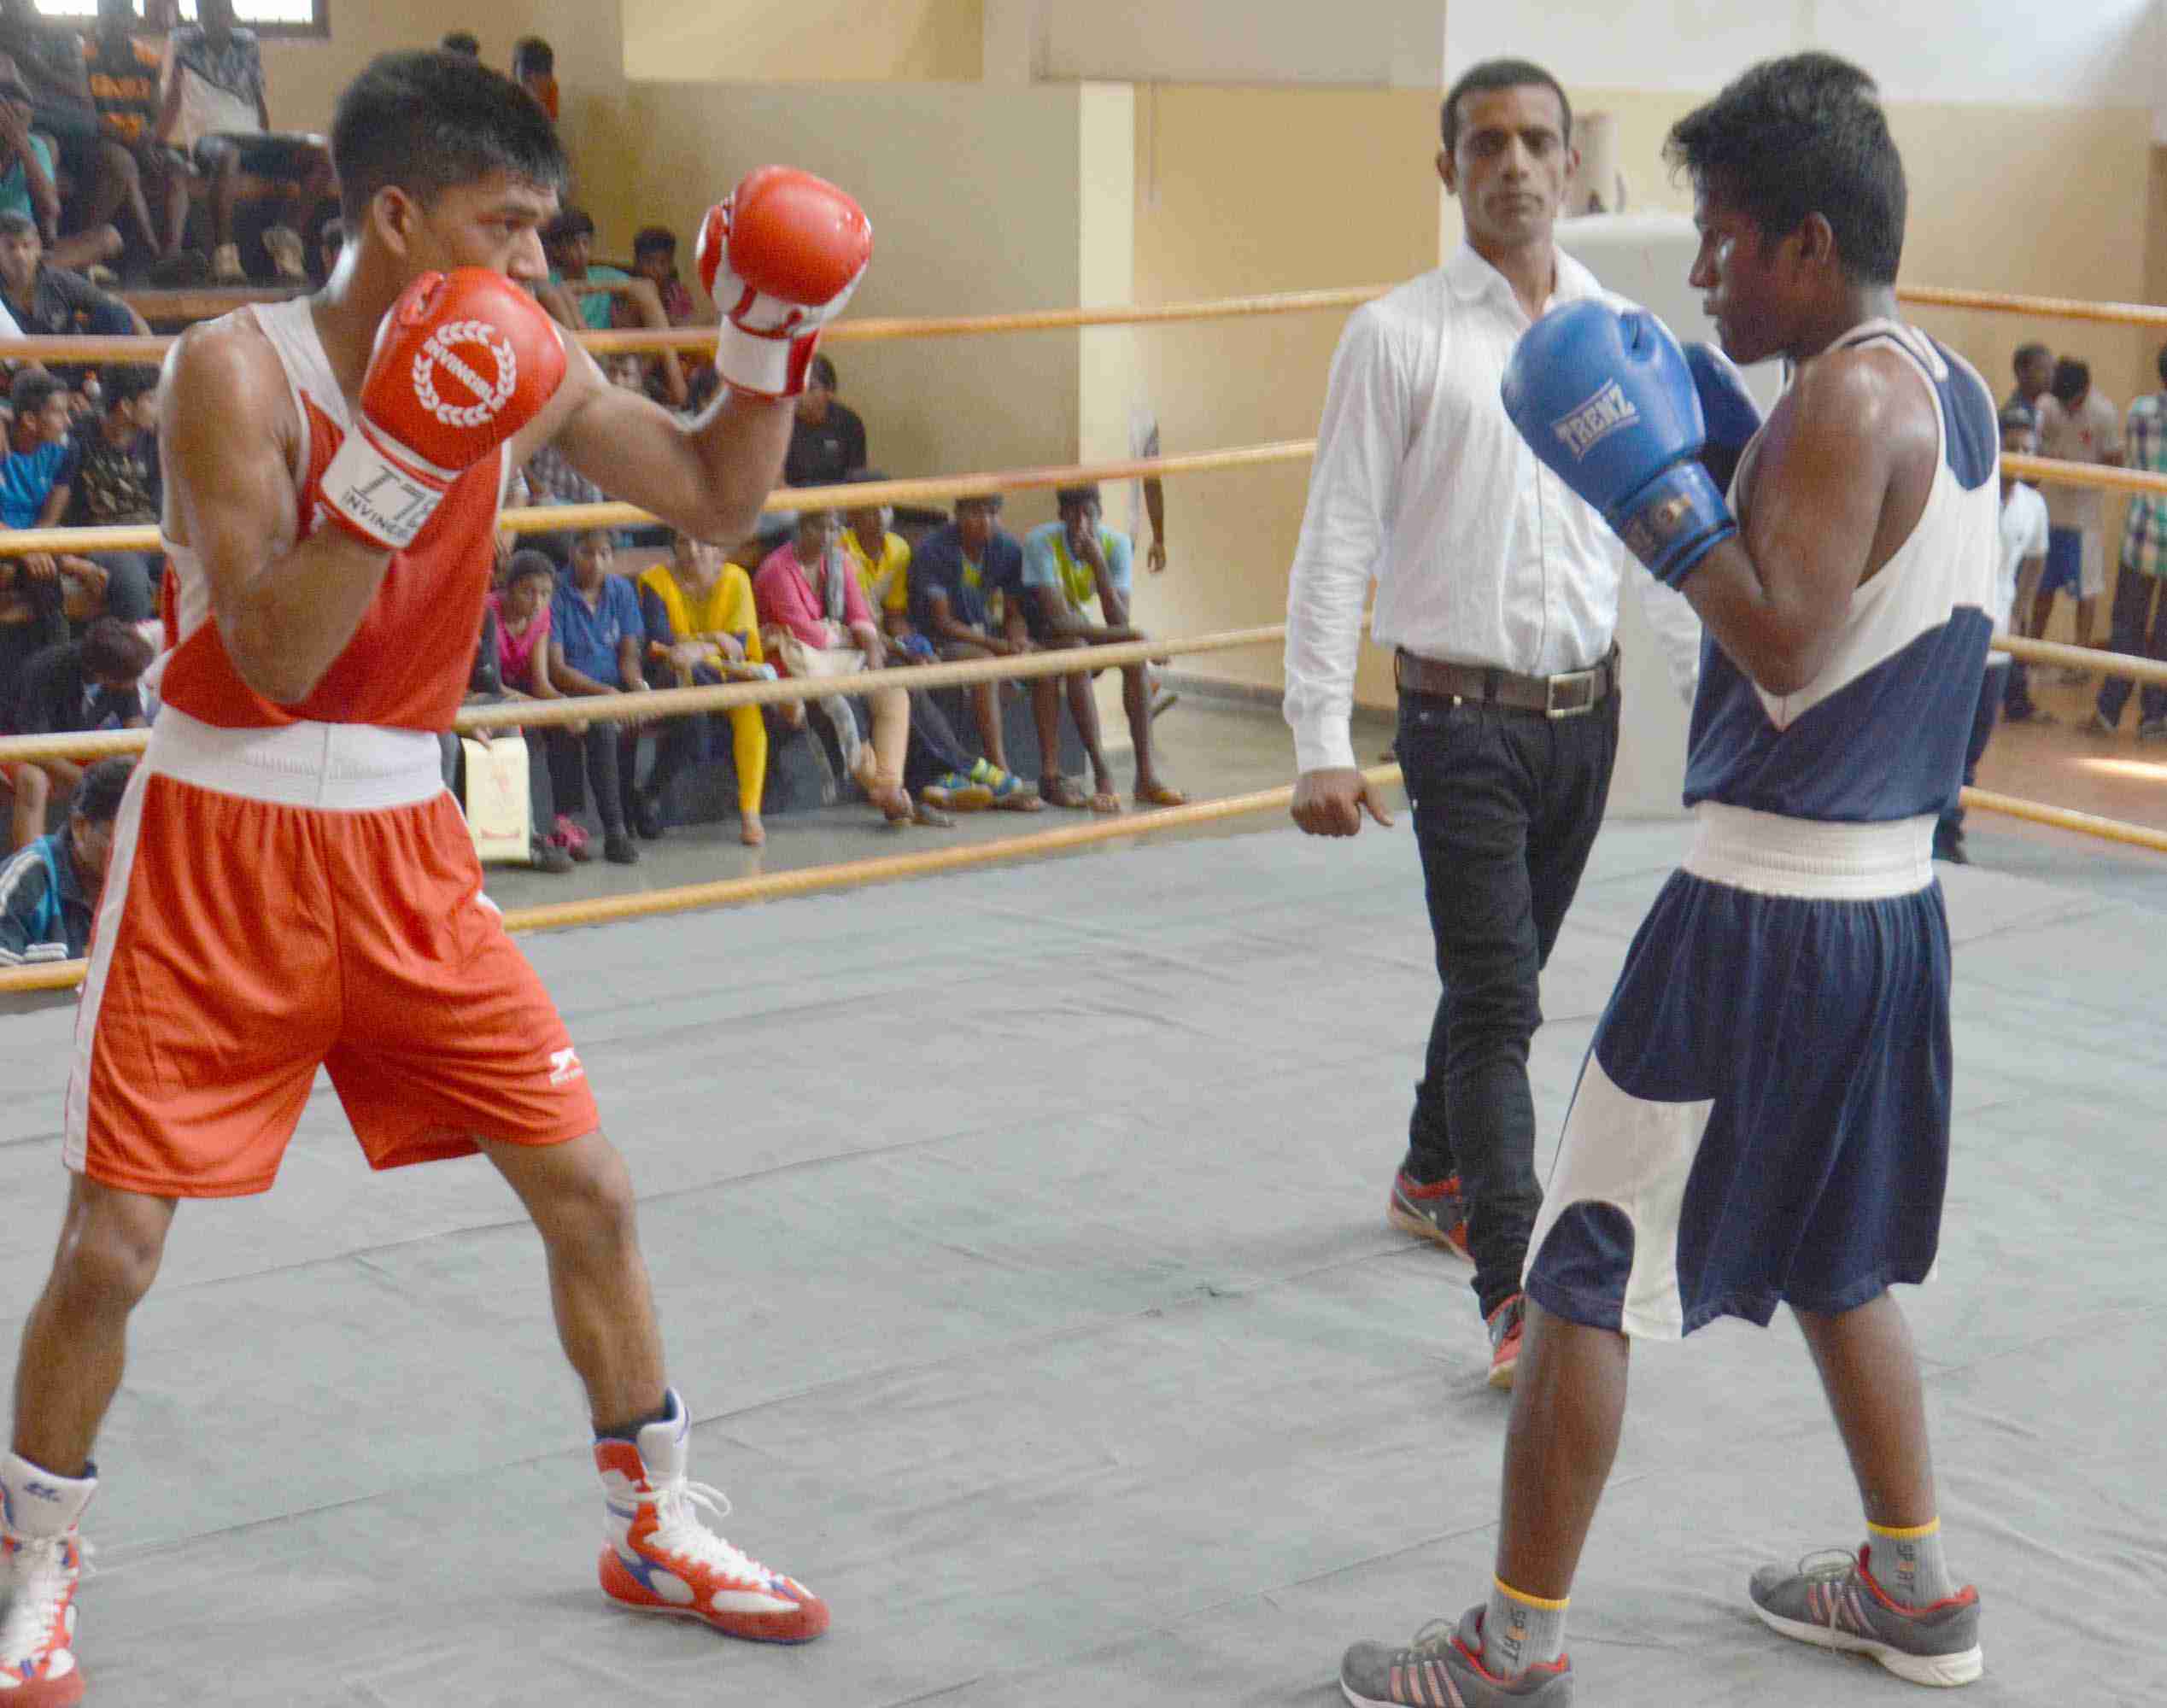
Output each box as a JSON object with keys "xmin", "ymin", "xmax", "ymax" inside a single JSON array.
[{"xmin": 1544, "ymin": 664, "xmax": 1600, "ymax": 719}]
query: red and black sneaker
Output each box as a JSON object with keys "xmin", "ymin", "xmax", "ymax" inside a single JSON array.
[{"xmin": 1387, "ymin": 1170, "xmax": 1471, "ymax": 1261}]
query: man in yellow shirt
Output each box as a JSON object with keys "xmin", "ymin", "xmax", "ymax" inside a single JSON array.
[
  {"xmin": 842, "ymin": 471, "xmax": 917, "ymax": 642},
  {"xmin": 635, "ymin": 530, "xmax": 795, "ymax": 847}
]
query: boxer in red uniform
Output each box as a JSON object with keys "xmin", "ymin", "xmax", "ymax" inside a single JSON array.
[{"xmin": 0, "ymin": 51, "xmax": 870, "ymax": 1703}]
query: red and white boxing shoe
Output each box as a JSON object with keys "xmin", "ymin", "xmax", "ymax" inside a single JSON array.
[
  {"xmin": 594, "ymin": 1390, "xmax": 829, "ymax": 1644},
  {"xmin": 0, "ymin": 1453, "xmax": 96, "ymax": 1707}
]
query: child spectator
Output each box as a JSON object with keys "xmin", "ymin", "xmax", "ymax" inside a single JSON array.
[
  {"xmin": 0, "ymin": 750, "xmax": 128, "ymax": 962},
  {"xmin": 630, "ymin": 225, "xmax": 696, "ymax": 325},
  {"xmin": 2031, "ymin": 356, "xmax": 2123, "ymax": 675},
  {"xmin": 157, "ymin": 0, "xmax": 332, "ymax": 284},
  {"xmin": 906, "ymin": 493, "xmax": 1039, "ymax": 805},
  {"xmin": 635, "ymin": 528, "xmax": 782, "ymax": 846},
  {"xmin": 546, "ymin": 528, "xmax": 647, "ymax": 864},
  {"xmin": 84, "ymin": 0, "xmax": 190, "ymax": 267},
  {"xmin": 1019, "ymin": 483, "xmax": 1184, "ymax": 811},
  {"xmin": 784, "ymin": 355, "xmax": 867, "ymax": 489},
  {"xmin": 512, "ymin": 36, "xmax": 558, "ymax": 120},
  {"xmin": 483, "ymin": 548, "xmax": 585, "ymax": 866},
  {"xmin": 3, "ymin": 613, "xmax": 149, "ymax": 849}
]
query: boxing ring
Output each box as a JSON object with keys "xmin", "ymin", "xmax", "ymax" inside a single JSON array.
[{"xmin": 1, "ymin": 283, "xmax": 2164, "ymax": 1704}]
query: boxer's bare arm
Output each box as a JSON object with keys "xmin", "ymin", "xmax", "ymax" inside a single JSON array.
[
  {"xmin": 163, "ymin": 321, "xmax": 394, "ymax": 705},
  {"xmin": 520, "ymin": 336, "xmax": 790, "ymax": 547},
  {"xmin": 1681, "ymin": 345, "xmax": 1937, "ymax": 697}
]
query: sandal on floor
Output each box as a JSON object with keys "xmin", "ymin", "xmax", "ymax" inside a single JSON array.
[
  {"xmin": 1133, "ymin": 782, "xmax": 1187, "ymax": 809},
  {"xmin": 1040, "ymin": 775, "xmax": 1091, "ymax": 810},
  {"xmin": 1087, "ymin": 789, "xmax": 1124, "ymax": 815}
]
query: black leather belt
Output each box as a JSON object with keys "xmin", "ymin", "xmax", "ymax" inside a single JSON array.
[{"xmin": 1394, "ymin": 646, "xmax": 1619, "ymax": 719}]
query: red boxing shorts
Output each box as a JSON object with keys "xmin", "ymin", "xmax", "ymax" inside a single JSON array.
[{"xmin": 64, "ymin": 709, "xmax": 599, "ymax": 1197}]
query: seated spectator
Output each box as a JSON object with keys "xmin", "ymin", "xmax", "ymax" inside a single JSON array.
[
  {"xmin": 755, "ymin": 509, "xmax": 1000, "ymax": 826},
  {"xmin": 1020, "ymin": 483, "xmax": 1183, "ymax": 811},
  {"xmin": 0, "ymin": 538, "xmax": 64, "ymax": 733},
  {"xmin": 0, "ymin": 750, "xmax": 128, "ymax": 964},
  {"xmin": 784, "ymin": 354, "xmax": 865, "ymax": 489},
  {"xmin": 542, "ymin": 208, "xmax": 627, "ymax": 330},
  {"xmin": 546, "ymin": 527, "xmax": 647, "ymax": 864},
  {"xmin": 905, "ymin": 493, "xmax": 1039, "ymax": 807},
  {"xmin": 441, "ymin": 32, "xmax": 482, "ymax": 59},
  {"xmin": 630, "ymin": 225, "xmax": 697, "ymax": 325},
  {"xmin": 0, "ymin": 210, "xmax": 149, "ymax": 380},
  {"xmin": 3, "ymin": 613, "xmax": 149, "ymax": 850},
  {"xmin": 157, "ymin": 0, "xmax": 333, "ymax": 284},
  {"xmin": 4, "ymin": 368, "xmax": 83, "ymax": 530},
  {"xmin": 483, "ymin": 547, "xmax": 587, "ymax": 865},
  {"xmin": 635, "ymin": 528, "xmax": 785, "ymax": 846},
  {"xmin": 840, "ymin": 471, "xmax": 916, "ymax": 640},
  {"xmin": 512, "ymin": 36, "xmax": 558, "ymax": 122},
  {"xmin": 64, "ymin": 361, "xmax": 158, "ymax": 623},
  {"xmin": 442, "ymin": 553, "xmax": 570, "ymax": 874},
  {"xmin": 0, "ymin": 0, "xmax": 126, "ymax": 274},
  {"xmin": 84, "ymin": 0, "xmax": 192, "ymax": 268}
]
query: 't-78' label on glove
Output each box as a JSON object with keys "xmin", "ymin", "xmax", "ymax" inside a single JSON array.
[{"xmin": 320, "ymin": 426, "xmax": 446, "ymax": 552}]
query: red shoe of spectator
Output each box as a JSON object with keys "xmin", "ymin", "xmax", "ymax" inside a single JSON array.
[{"xmin": 551, "ymin": 814, "xmax": 592, "ymax": 863}]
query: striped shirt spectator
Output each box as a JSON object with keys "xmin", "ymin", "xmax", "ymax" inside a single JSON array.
[{"xmin": 2122, "ymin": 363, "xmax": 2167, "ymax": 580}]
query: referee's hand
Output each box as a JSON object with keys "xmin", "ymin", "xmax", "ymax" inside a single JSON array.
[{"xmin": 1291, "ymin": 768, "xmax": 1395, "ymax": 838}]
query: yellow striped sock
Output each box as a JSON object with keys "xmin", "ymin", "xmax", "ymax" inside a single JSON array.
[
  {"xmin": 1865, "ymin": 1517, "xmax": 1956, "ymax": 1606},
  {"xmin": 1480, "ymin": 1576, "xmax": 1569, "ymax": 1676}
]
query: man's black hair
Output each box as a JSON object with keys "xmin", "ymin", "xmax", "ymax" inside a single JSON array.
[
  {"xmin": 2013, "ymin": 342, "xmax": 2050, "ymax": 374},
  {"xmin": 331, "ymin": 50, "xmax": 566, "ymax": 228},
  {"xmin": 1440, "ymin": 58, "xmax": 1571, "ymax": 155},
  {"xmin": 504, "ymin": 547, "xmax": 559, "ymax": 588},
  {"xmin": 0, "ymin": 210, "xmax": 37, "ymax": 243},
  {"xmin": 632, "ymin": 225, "xmax": 676, "ymax": 260},
  {"xmin": 1666, "ymin": 52, "xmax": 1906, "ymax": 286},
  {"xmin": 101, "ymin": 365, "xmax": 158, "ymax": 411},
  {"xmin": 2051, "ymin": 356, "xmax": 2090, "ymax": 406},
  {"xmin": 808, "ymin": 354, "xmax": 838, "ymax": 391},
  {"xmin": 543, "ymin": 207, "xmax": 596, "ymax": 245},
  {"xmin": 440, "ymin": 31, "xmax": 480, "ymax": 56},
  {"xmin": 81, "ymin": 617, "xmax": 153, "ymax": 681},
  {"xmin": 72, "ymin": 756, "xmax": 134, "ymax": 825},
  {"xmin": 1055, "ymin": 483, "xmax": 1103, "ymax": 512},
  {"xmin": 10, "ymin": 370, "xmax": 64, "ymax": 419},
  {"xmin": 2154, "ymin": 342, "xmax": 2167, "ymax": 389},
  {"xmin": 512, "ymin": 35, "xmax": 554, "ymax": 77}
]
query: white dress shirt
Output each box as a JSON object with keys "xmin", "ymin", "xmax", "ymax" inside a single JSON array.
[{"xmin": 1284, "ymin": 243, "xmax": 1701, "ymax": 774}]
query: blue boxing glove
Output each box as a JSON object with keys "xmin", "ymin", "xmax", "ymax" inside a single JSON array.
[
  {"xmin": 1502, "ymin": 301, "xmax": 1735, "ymax": 588},
  {"xmin": 1685, "ymin": 341, "xmax": 1762, "ymax": 500}
]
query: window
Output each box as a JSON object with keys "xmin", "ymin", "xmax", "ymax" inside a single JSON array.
[{"xmin": 32, "ymin": 1, "xmax": 329, "ymax": 36}]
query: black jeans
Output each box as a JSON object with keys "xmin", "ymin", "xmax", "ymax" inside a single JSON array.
[
  {"xmin": 902, "ymin": 687, "xmax": 974, "ymax": 793},
  {"xmin": 2095, "ymin": 568, "xmax": 2167, "ymax": 728},
  {"xmin": 1940, "ymin": 663, "xmax": 2003, "ymax": 840},
  {"xmin": 546, "ymin": 722, "xmax": 626, "ymax": 833},
  {"xmin": 1399, "ymin": 687, "xmax": 1620, "ymax": 1318}
]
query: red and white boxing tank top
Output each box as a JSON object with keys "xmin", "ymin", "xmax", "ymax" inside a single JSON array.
[{"xmin": 155, "ymin": 296, "xmax": 509, "ymax": 733}]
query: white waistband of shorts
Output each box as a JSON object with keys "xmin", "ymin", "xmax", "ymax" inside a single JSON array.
[
  {"xmin": 144, "ymin": 707, "xmax": 447, "ymax": 810},
  {"xmin": 1683, "ymin": 802, "xmax": 1936, "ymax": 900}
]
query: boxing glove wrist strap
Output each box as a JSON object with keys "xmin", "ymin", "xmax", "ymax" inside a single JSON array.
[
  {"xmin": 1614, "ymin": 459, "xmax": 1736, "ymax": 590},
  {"xmin": 320, "ymin": 424, "xmax": 448, "ymax": 552},
  {"xmin": 715, "ymin": 324, "xmax": 819, "ymax": 401}
]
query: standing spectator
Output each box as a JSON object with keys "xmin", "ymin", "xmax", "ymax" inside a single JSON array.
[
  {"xmin": 546, "ymin": 527, "xmax": 647, "ymax": 865},
  {"xmin": 1939, "ymin": 407, "xmax": 2049, "ymax": 863},
  {"xmin": 1282, "ymin": 58, "xmax": 1701, "ymax": 1389},
  {"xmin": 2006, "ymin": 342, "xmax": 2052, "ymax": 416},
  {"xmin": 0, "ymin": 752, "xmax": 128, "ymax": 964},
  {"xmin": 635, "ymin": 528, "xmax": 782, "ymax": 846},
  {"xmin": 783, "ymin": 355, "xmax": 865, "ymax": 489},
  {"xmin": 2089, "ymin": 342, "xmax": 2167, "ymax": 738},
  {"xmin": 512, "ymin": 36, "xmax": 558, "ymax": 121},
  {"xmin": 64, "ymin": 362, "xmax": 160, "ymax": 623},
  {"xmin": 3, "ymin": 614, "xmax": 149, "ymax": 849},
  {"xmin": 905, "ymin": 494, "xmax": 1040, "ymax": 807},
  {"xmin": 0, "ymin": 0, "xmax": 126, "ymax": 272},
  {"xmin": 1019, "ymin": 483, "xmax": 1185, "ymax": 812},
  {"xmin": 440, "ymin": 32, "xmax": 482, "ymax": 58},
  {"xmin": 2029, "ymin": 355, "xmax": 2121, "ymax": 673},
  {"xmin": 631, "ymin": 225, "xmax": 697, "ymax": 325},
  {"xmin": 157, "ymin": 0, "xmax": 333, "ymax": 284},
  {"xmin": 84, "ymin": 0, "xmax": 191, "ymax": 267}
]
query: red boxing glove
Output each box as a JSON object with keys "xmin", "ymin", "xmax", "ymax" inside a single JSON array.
[
  {"xmin": 321, "ymin": 267, "xmax": 567, "ymax": 552},
  {"xmin": 696, "ymin": 167, "xmax": 871, "ymax": 400}
]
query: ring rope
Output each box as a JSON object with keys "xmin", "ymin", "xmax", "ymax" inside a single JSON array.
[
  {"xmin": 0, "ymin": 763, "xmax": 1403, "ymax": 996},
  {"xmin": 9, "ymin": 275, "xmax": 2162, "ymax": 367},
  {"xmin": 0, "ymin": 625, "xmax": 1288, "ymax": 764},
  {"xmin": 0, "ymin": 441, "xmax": 1319, "ymax": 558}
]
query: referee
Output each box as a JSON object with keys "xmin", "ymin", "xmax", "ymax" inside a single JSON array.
[{"xmin": 1284, "ymin": 56, "xmax": 1699, "ymax": 1388}]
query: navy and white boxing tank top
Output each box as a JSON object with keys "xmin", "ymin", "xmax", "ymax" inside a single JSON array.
[{"xmin": 1682, "ymin": 319, "xmax": 2000, "ymax": 822}]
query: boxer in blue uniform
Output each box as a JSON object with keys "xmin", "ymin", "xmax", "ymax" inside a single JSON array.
[{"xmin": 1338, "ymin": 54, "xmax": 1994, "ymax": 1707}]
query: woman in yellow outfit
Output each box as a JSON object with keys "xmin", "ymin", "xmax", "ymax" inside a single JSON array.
[{"xmin": 636, "ymin": 531, "xmax": 798, "ymax": 847}]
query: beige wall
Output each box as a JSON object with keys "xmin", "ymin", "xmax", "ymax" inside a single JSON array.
[{"xmin": 621, "ymin": 0, "xmax": 983, "ymax": 85}]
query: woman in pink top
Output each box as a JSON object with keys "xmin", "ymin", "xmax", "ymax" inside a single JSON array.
[{"xmin": 753, "ymin": 510, "xmax": 914, "ymax": 823}]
